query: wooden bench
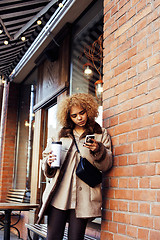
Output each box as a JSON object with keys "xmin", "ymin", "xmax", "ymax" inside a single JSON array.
[
  {"xmin": 0, "ymin": 189, "xmax": 30, "ymax": 239},
  {"xmin": 26, "ymin": 223, "xmax": 98, "ymax": 240}
]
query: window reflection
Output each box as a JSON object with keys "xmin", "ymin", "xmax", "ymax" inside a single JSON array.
[
  {"xmin": 70, "ymin": 1, "xmax": 103, "ymax": 225},
  {"xmin": 71, "ymin": 16, "xmax": 103, "ymax": 126},
  {"xmin": 47, "ymin": 104, "xmax": 57, "ymax": 139}
]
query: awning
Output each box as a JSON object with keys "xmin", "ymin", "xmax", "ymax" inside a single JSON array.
[
  {"xmin": 0, "ymin": 0, "xmax": 61, "ymax": 80},
  {"xmin": 0, "ymin": 0, "xmax": 93, "ymax": 83}
]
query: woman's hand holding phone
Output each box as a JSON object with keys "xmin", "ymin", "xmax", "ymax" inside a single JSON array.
[{"xmin": 83, "ymin": 135, "xmax": 99, "ymax": 152}]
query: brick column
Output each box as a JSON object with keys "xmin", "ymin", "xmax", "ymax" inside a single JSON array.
[
  {"xmin": 102, "ymin": 0, "xmax": 160, "ymax": 239},
  {"xmin": 0, "ymin": 83, "xmax": 19, "ymax": 201}
]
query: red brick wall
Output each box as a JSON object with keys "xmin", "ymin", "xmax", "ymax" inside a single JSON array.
[
  {"xmin": 102, "ymin": 0, "xmax": 160, "ymax": 239},
  {"xmin": 0, "ymin": 83, "xmax": 19, "ymax": 201}
]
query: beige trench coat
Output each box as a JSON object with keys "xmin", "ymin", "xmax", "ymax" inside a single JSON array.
[{"xmin": 37, "ymin": 122, "xmax": 112, "ymax": 223}]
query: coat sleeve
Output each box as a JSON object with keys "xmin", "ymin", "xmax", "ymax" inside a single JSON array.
[
  {"xmin": 91, "ymin": 128, "xmax": 112, "ymax": 172},
  {"xmin": 41, "ymin": 137, "xmax": 57, "ymax": 178}
]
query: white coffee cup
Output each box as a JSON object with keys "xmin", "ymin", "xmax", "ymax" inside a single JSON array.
[{"xmin": 51, "ymin": 141, "xmax": 62, "ymax": 168}]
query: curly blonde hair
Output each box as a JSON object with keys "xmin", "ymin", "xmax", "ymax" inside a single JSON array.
[{"xmin": 57, "ymin": 93, "xmax": 99, "ymax": 128}]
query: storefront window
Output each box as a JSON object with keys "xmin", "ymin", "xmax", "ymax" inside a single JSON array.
[
  {"xmin": 13, "ymin": 84, "xmax": 35, "ymax": 190},
  {"xmin": 70, "ymin": 0, "xmax": 103, "ymax": 126},
  {"xmin": 39, "ymin": 103, "xmax": 57, "ymax": 209}
]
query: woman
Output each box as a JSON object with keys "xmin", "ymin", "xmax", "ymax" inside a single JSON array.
[{"xmin": 38, "ymin": 93, "xmax": 112, "ymax": 240}]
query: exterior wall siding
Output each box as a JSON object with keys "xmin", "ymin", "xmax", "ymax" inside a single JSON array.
[{"xmin": 102, "ymin": 0, "xmax": 160, "ymax": 239}]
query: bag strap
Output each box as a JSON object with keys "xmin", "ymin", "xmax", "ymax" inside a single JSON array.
[{"xmin": 72, "ymin": 132, "xmax": 80, "ymax": 154}]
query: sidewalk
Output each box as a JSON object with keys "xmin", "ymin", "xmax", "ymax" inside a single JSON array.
[{"xmin": 0, "ymin": 230, "xmax": 19, "ymax": 239}]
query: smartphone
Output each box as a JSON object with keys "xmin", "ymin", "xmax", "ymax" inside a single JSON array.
[{"xmin": 85, "ymin": 135, "xmax": 95, "ymax": 144}]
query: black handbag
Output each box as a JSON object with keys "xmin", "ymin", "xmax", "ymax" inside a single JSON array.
[{"xmin": 73, "ymin": 134, "xmax": 102, "ymax": 188}]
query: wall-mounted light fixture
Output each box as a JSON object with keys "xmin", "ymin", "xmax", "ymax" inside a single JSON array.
[
  {"xmin": 95, "ymin": 79, "xmax": 103, "ymax": 101},
  {"xmin": 79, "ymin": 35, "xmax": 103, "ymax": 101}
]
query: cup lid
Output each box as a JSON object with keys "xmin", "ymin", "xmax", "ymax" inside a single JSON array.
[{"xmin": 52, "ymin": 141, "xmax": 62, "ymax": 144}]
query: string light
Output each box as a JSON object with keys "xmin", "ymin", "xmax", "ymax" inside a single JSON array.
[
  {"xmin": 2, "ymin": 1, "xmax": 64, "ymax": 48},
  {"xmin": 37, "ymin": 19, "xmax": 42, "ymax": 25},
  {"xmin": 4, "ymin": 40, "xmax": 9, "ymax": 45},
  {"xmin": 58, "ymin": 2, "xmax": 63, "ymax": 8},
  {"xmin": 21, "ymin": 36, "xmax": 26, "ymax": 41}
]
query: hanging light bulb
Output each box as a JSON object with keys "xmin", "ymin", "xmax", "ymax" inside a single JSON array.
[
  {"xmin": 4, "ymin": 40, "xmax": 9, "ymax": 45},
  {"xmin": 0, "ymin": 76, "xmax": 6, "ymax": 85},
  {"xmin": 83, "ymin": 63, "xmax": 93, "ymax": 79},
  {"xmin": 25, "ymin": 120, "xmax": 30, "ymax": 127},
  {"xmin": 0, "ymin": 29, "xmax": 3, "ymax": 34},
  {"xmin": 2, "ymin": 78, "xmax": 6, "ymax": 84},
  {"xmin": 84, "ymin": 66, "xmax": 92, "ymax": 75}
]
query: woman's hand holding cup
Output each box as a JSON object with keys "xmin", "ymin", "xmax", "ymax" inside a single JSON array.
[
  {"xmin": 47, "ymin": 151, "xmax": 57, "ymax": 167},
  {"xmin": 48, "ymin": 141, "xmax": 62, "ymax": 168}
]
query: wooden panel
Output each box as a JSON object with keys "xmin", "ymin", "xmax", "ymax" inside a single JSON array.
[
  {"xmin": 36, "ymin": 58, "xmax": 61, "ymax": 104},
  {"xmin": 34, "ymin": 24, "xmax": 71, "ymax": 110}
]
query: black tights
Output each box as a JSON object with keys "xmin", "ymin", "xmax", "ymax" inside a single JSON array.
[{"xmin": 47, "ymin": 206, "xmax": 88, "ymax": 240}]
